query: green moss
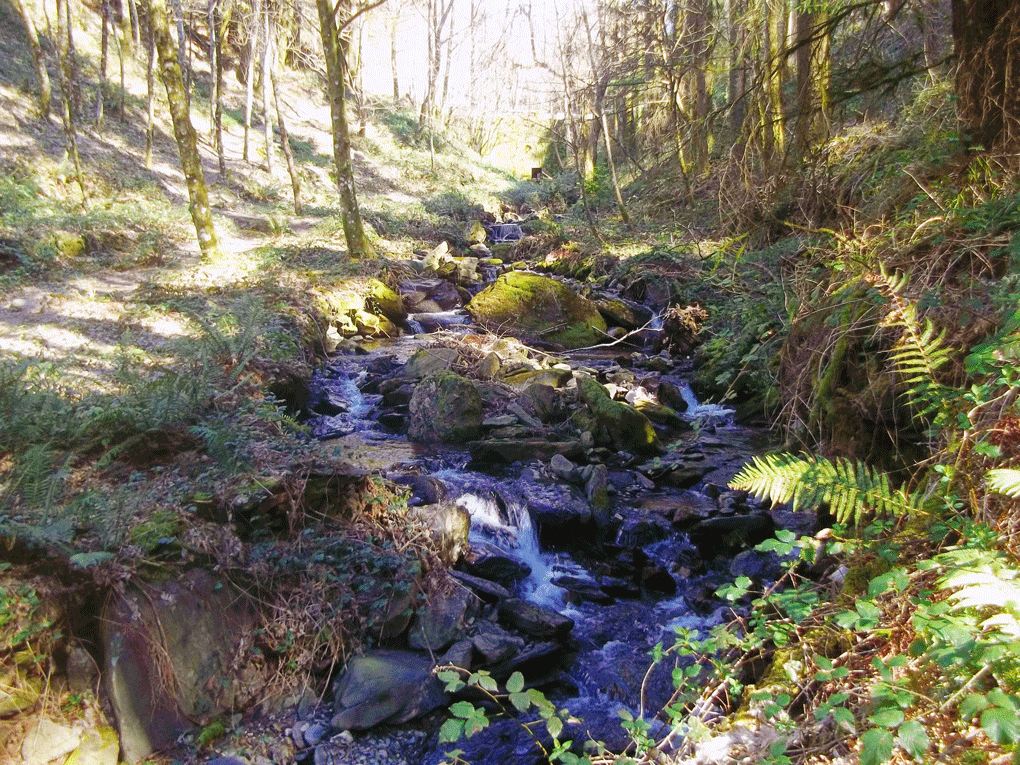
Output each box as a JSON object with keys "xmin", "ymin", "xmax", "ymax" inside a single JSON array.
[
  {"xmin": 466, "ymin": 272, "xmax": 606, "ymax": 349},
  {"xmin": 577, "ymin": 376, "xmax": 660, "ymax": 455},
  {"xmin": 128, "ymin": 509, "xmax": 181, "ymax": 551},
  {"xmin": 841, "ymin": 557, "xmax": 893, "ymax": 596}
]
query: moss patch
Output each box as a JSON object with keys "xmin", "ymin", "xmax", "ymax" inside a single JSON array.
[{"xmin": 466, "ymin": 272, "xmax": 606, "ymax": 349}]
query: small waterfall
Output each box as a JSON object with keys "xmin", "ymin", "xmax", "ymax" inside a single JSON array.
[
  {"xmin": 679, "ymin": 381, "xmax": 735, "ymax": 425},
  {"xmin": 455, "ymin": 491, "xmax": 566, "ymax": 609}
]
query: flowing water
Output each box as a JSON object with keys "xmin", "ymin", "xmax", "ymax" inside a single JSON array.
[{"xmin": 303, "ymin": 294, "xmax": 780, "ymax": 763}]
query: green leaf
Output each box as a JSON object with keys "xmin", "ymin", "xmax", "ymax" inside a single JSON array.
[
  {"xmin": 465, "ymin": 713, "xmax": 489, "ymax": 737},
  {"xmin": 869, "ymin": 707, "xmax": 904, "ymax": 729},
  {"xmin": 509, "ymin": 692, "xmax": 531, "ymax": 712},
  {"xmin": 860, "ymin": 728, "xmax": 895, "ymax": 765},
  {"xmin": 895, "ymin": 720, "xmax": 929, "ymax": 760},
  {"xmin": 450, "ymin": 701, "xmax": 477, "ymax": 719},
  {"xmin": 981, "ymin": 706, "xmax": 1020, "ymax": 744},
  {"xmin": 439, "ymin": 718, "xmax": 465, "ymax": 743},
  {"xmin": 959, "ymin": 693, "xmax": 990, "ymax": 720},
  {"xmin": 546, "ymin": 715, "xmax": 564, "ymax": 739},
  {"xmin": 506, "ymin": 671, "xmax": 525, "ymax": 694}
]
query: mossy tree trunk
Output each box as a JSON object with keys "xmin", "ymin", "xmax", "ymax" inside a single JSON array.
[
  {"xmin": 315, "ymin": 0, "xmax": 379, "ymax": 259},
  {"xmin": 953, "ymin": 0, "xmax": 1020, "ymax": 152},
  {"xmin": 147, "ymin": 0, "xmax": 220, "ymax": 259},
  {"xmin": 5, "ymin": 0, "xmax": 51, "ymax": 118}
]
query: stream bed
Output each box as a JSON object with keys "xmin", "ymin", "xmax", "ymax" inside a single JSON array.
[{"xmin": 291, "ymin": 308, "xmax": 800, "ymax": 765}]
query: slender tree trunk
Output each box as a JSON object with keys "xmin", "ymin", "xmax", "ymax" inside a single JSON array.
[
  {"xmin": 148, "ymin": 0, "xmax": 220, "ymax": 258},
  {"xmin": 243, "ymin": 0, "xmax": 258, "ymax": 163},
  {"xmin": 390, "ymin": 8, "xmax": 399, "ymax": 100},
  {"xmin": 145, "ymin": 14, "xmax": 156, "ymax": 168},
  {"xmin": 262, "ymin": 2, "xmax": 275, "ymax": 175},
  {"xmin": 272, "ymin": 69, "xmax": 302, "ymax": 214},
  {"xmin": 117, "ymin": 20, "xmax": 126, "ymax": 118},
  {"xmin": 208, "ymin": 0, "xmax": 227, "ymax": 178},
  {"xmin": 600, "ymin": 110, "xmax": 630, "ymax": 225},
  {"xmin": 315, "ymin": 0, "xmax": 375, "ymax": 259},
  {"xmin": 96, "ymin": 0, "xmax": 110, "ymax": 127},
  {"xmin": 52, "ymin": 0, "xmax": 88, "ymax": 207},
  {"xmin": 7, "ymin": 0, "xmax": 51, "ymax": 118}
]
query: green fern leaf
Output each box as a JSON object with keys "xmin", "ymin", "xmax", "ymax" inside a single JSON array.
[
  {"xmin": 730, "ymin": 452, "xmax": 919, "ymax": 526},
  {"xmin": 987, "ymin": 469, "xmax": 1020, "ymax": 499}
]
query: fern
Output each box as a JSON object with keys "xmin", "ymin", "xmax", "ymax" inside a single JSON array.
[
  {"xmin": 986, "ymin": 468, "xmax": 1020, "ymax": 499},
  {"xmin": 730, "ymin": 452, "xmax": 921, "ymax": 526},
  {"xmin": 878, "ymin": 266, "xmax": 955, "ymax": 423}
]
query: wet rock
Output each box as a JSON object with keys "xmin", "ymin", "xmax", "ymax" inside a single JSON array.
[
  {"xmin": 616, "ymin": 517, "xmax": 669, "ymax": 548},
  {"xmin": 657, "ymin": 379, "xmax": 690, "ymax": 413},
  {"xmin": 498, "ymin": 598, "xmax": 574, "ymax": 640},
  {"xmin": 400, "ymin": 277, "xmax": 462, "ymax": 312},
  {"xmin": 553, "ymin": 575, "xmax": 614, "ymax": 605},
  {"xmin": 448, "ymin": 570, "xmax": 512, "ymax": 603},
  {"xmin": 461, "ymin": 541, "xmax": 532, "ymax": 587},
  {"xmin": 466, "ymin": 272, "xmax": 607, "ymax": 349},
  {"xmin": 330, "ymin": 651, "xmax": 446, "ymax": 731},
  {"xmin": 729, "ymin": 549, "xmax": 786, "ymax": 582},
  {"xmin": 592, "ymin": 295, "xmax": 654, "ymax": 331},
  {"xmin": 576, "ymin": 375, "xmax": 661, "ymax": 456},
  {"xmin": 408, "ymin": 372, "xmax": 484, "ymax": 444},
  {"xmin": 687, "ymin": 512, "xmax": 777, "ymax": 559},
  {"xmin": 470, "ymin": 619, "xmax": 525, "ymax": 664},
  {"xmin": 635, "ymin": 400, "xmax": 688, "ymax": 429},
  {"xmin": 519, "ymin": 477, "xmax": 594, "ymax": 546},
  {"xmin": 408, "ymin": 582, "xmax": 477, "ymax": 652},
  {"xmin": 469, "ymin": 438, "xmax": 586, "ymax": 465}
]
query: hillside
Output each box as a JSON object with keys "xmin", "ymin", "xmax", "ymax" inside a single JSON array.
[{"xmin": 2, "ymin": 2, "xmax": 1020, "ymax": 765}]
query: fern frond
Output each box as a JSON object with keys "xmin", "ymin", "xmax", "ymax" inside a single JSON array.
[
  {"xmin": 987, "ymin": 468, "xmax": 1020, "ymax": 499},
  {"xmin": 730, "ymin": 452, "xmax": 920, "ymax": 526},
  {"xmin": 878, "ymin": 265, "xmax": 954, "ymax": 422}
]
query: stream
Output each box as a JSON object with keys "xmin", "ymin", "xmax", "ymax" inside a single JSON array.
[{"xmin": 297, "ymin": 271, "xmax": 796, "ymax": 764}]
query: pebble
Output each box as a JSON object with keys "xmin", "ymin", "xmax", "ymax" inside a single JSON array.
[
  {"xmin": 312, "ymin": 729, "xmax": 425, "ymax": 765},
  {"xmin": 9, "ymin": 298, "xmax": 27, "ymax": 311}
]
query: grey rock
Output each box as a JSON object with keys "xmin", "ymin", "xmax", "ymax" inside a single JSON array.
[
  {"xmin": 497, "ymin": 598, "xmax": 574, "ymax": 639},
  {"xmin": 21, "ymin": 719, "xmax": 81, "ymax": 765},
  {"xmin": 330, "ymin": 651, "xmax": 446, "ymax": 731}
]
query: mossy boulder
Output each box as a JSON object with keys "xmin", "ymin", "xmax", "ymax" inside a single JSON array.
[
  {"xmin": 576, "ymin": 375, "xmax": 661, "ymax": 456},
  {"xmin": 408, "ymin": 372, "xmax": 484, "ymax": 443},
  {"xmin": 367, "ymin": 278, "xmax": 407, "ymax": 324},
  {"xmin": 466, "ymin": 272, "xmax": 607, "ymax": 349}
]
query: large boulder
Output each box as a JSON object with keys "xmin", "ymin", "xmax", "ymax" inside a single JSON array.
[
  {"xmin": 101, "ymin": 570, "xmax": 260, "ymax": 762},
  {"xmin": 330, "ymin": 651, "xmax": 446, "ymax": 731},
  {"xmin": 575, "ymin": 376, "xmax": 661, "ymax": 456},
  {"xmin": 408, "ymin": 372, "xmax": 484, "ymax": 443},
  {"xmin": 466, "ymin": 272, "xmax": 607, "ymax": 349}
]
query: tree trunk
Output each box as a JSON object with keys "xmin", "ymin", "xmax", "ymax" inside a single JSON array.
[
  {"xmin": 6, "ymin": 0, "xmax": 51, "ymax": 118},
  {"xmin": 53, "ymin": 0, "xmax": 88, "ymax": 206},
  {"xmin": 600, "ymin": 110, "xmax": 630, "ymax": 225},
  {"xmin": 390, "ymin": 7, "xmax": 399, "ymax": 100},
  {"xmin": 262, "ymin": 2, "xmax": 275, "ymax": 175},
  {"xmin": 145, "ymin": 14, "xmax": 156, "ymax": 168},
  {"xmin": 953, "ymin": 0, "xmax": 1020, "ymax": 152},
  {"xmin": 209, "ymin": 0, "xmax": 227, "ymax": 178},
  {"xmin": 272, "ymin": 69, "xmax": 302, "ymax": 214},
  {"xmin": 315, "ymin": 0, "xmax": 375, "ymax": 259},
  {"xmin": 243, "ymin": 0, "xmax": 258, "ymax": 163},
  {"xmin": 148, "ymin": 0, "xmax": 220, "ymax": 258},
  {"xmin": 96, "ymin": 0, "xmax": 110, "ymax": 128}
]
